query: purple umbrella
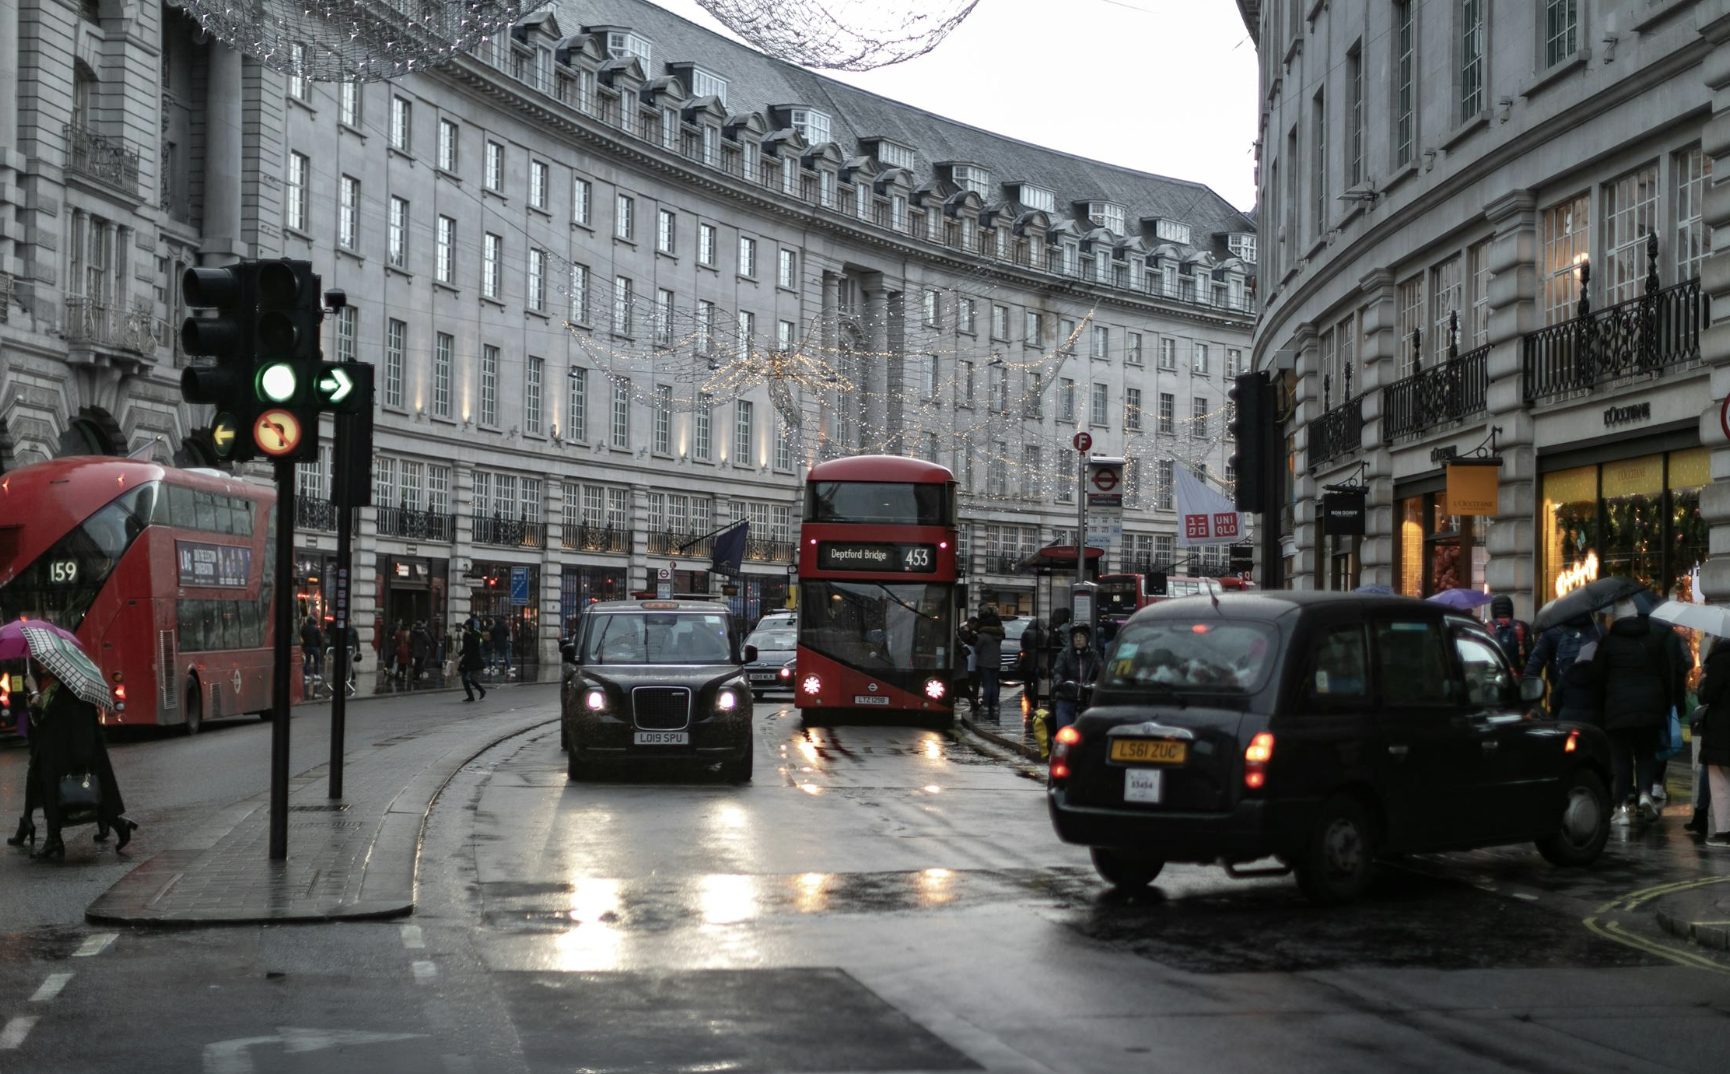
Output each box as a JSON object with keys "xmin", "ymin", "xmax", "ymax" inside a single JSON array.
[
  {"xmin": 1426, "ymin": 588, "xmax": 1494, "ymax": 612},
  {"xmin": 0, "ymin": 618, "xmax": 81, "ymax": 662}
]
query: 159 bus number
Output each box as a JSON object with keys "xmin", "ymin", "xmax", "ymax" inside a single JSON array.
[{"xmin": 48, "ymin": 559, "xmax": 78, "ymax": 584}]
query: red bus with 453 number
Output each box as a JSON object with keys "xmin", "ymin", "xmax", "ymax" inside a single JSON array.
[
  {"xmin": 0, "ymin": 456, "xmax": 289, "ymax": 732},
  {"xmin": 795, "ymin": 456, "xmax": 960, "ymax": 718}
]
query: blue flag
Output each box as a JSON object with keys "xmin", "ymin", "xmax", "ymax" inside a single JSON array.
[{"xmin": 711, "ymin": 521, "xmax": 748, "ymax": 576}]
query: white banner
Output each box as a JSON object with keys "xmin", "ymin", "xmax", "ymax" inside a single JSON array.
[{"xmin": 1173, "ymin": 466, "xmax": 1245, "ymax": 547}]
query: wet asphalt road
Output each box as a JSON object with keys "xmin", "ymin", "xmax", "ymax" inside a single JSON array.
[{"xmin": 1, "ymin": 688, "xmax": 1728, "ymax": 1072}]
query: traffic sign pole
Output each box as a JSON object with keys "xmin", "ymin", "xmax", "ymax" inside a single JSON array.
[
  {"xmin": 269, "ymin": 458, "xmax": 295, "ymax": 860},
  {"xmin": 1075, "ymin": 441, "xmax": 1087, "ymax": 587}
]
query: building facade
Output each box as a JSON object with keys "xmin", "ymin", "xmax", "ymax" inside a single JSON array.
[
  {"xmin": 1, "ymin": 0, "xmax": 1256, "ymax": 667},
  {"xmin": 1242, "ymin": 0, "xmax": 1730, "ymax": 614}
]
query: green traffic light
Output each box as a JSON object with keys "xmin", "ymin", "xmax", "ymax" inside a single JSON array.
[{"xmin": 258, "ymin": 362, "xmax": 298, "ymax": 403}]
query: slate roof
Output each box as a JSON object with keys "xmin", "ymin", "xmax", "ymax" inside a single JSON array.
[{"xmin": 560, "ymin": 0, "xmax": 1254, "ymax": 246}]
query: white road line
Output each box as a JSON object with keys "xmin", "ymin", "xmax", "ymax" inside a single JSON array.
[
  {"xmin": 29, "ymin": 973, "xmax": 73, "ymax": 1002},
  {"xmin": 0, "ymin": 1015, "xmax": 38, "ymax": 1050},
  {"xmin": 411, "ymin": 960, "xmax": 437, "ymax": 982},
  {"xmin": 400, "ymin": 925, "xmax": 425, "ymax": 949},
  {"xmin": 1512, "ymin": 891, "xmax": 1539, "ymax": 901},
  {"xmin": 73, "ymin": 932, "xmax": 117, "ymax": 957}
]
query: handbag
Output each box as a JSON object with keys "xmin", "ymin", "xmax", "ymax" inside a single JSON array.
[
  {"xmin": 1656, "ymin": 706, "xmax": 1686, "ymax": 762},
  {"xmin": 57, "ymin": 770, "xmax": 101, "ymax": 825}
]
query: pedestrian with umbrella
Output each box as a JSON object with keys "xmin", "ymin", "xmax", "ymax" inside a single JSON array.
[
  {"xmin": 1, "ymin": 618, "xmax": 81, "ymax": 850},
  {"xmin": 3, "ymin": 623, "xmax": 137, "ymax": 860},
  {"xmin": 1652, "ymin": 600, "xmax": 1730, "ymax": 835},
  {"xmin": 1585, "ymin": 592, "xmax": 1680, "ymax": 826}
]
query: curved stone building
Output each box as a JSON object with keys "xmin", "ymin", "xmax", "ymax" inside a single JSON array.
[{"xmin": 1, "ymin": 0, "xmax": 1255, "ymax": 663}]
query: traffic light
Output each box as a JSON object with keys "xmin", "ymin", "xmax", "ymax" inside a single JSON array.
[
  {"xmin": 180, "ymin": 263, "xmax": 260, "ymax": 462},
  {"xmin": 1229, "ymin": 371, "xmax": 1268, "ymax": 513},
  {"xmin": 249, "ymin": 259, "xmax": 324, "ymax": 462}
]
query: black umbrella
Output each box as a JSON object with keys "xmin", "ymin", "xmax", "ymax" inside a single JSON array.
[{"xmin": 1532, "ymin": 577, "xmax": 1651, "ymax": 632}]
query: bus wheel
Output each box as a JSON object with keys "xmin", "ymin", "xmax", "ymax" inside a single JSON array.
[{"xmin": 183, "ymin": 675, "xmax": 203, "ymax": 735}]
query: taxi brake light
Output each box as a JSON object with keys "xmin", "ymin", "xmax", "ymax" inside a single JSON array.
[
  {"xmin": 1243, "ymin": 732, "xmax": 1274, "ymax": 790},
  {"xmin": 1564, "ymin": 729, "xmax": 1579, "ymax": 753},
  {"xmin": 1050, "ymin": 725, "xmax": 1081, "ymax": 782},
  {"xmin": 1054, "ymin": 726, "xmax": 1082, "ymax": 746}
]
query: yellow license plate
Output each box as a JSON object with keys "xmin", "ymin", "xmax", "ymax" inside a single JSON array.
[{"xmin": 1109, "ymin": 738, "xmax": 1188, "ymax": 764}]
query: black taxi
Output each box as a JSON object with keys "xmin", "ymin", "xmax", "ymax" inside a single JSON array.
[
  {"xmin": 1048, "ymin": 592, "xmax": 1613, "ymax": 903},
  {"xmin": 560, "ymin": 600, "xmax": 757, "ymax": 782}
]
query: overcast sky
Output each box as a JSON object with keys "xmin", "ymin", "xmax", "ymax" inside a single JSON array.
[{"xmin": 644, "ymin": 0, "xmax": 1260, "ymax": 211}]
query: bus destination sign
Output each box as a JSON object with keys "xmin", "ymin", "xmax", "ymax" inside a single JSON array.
[{"xmin": 817, "ymin": 542, "xmax": 937, "ymax": 574}]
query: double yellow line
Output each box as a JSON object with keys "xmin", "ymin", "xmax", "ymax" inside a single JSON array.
[{"xmin": 1583, "ymin": 875, "xmax": 1730, "ymax": 973}]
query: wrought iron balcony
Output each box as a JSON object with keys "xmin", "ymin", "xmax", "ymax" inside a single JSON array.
[
  {"xmin": 1309, "ymin": 395, "xmax": 1364, "ymax": 468},
  {"xmin": 745, "ymin": 538, "xmax": 795, "ymax": 563},
  {"xmin": 376, "ymin": 505, "xmax": 455, "ymax": 542},
  {"xmin": 1523, "ymin": 277, "xmax": 1706, "ymax": 402},
  {"xmin": 473, "ymin": 514, "xmax": 545, "ymax": 548},
  {"xmin": 0, "ymin": 272, "xmax": 12, "ymax": 324},
  {"xmin": 1382, "ymin": 344, "xmax": 1489, "ymax": 443},
  {"xmin": 646, "ymin": 531, "xmax": 713, "ymax": 557},
  {"xmin": 295, "ymin": 498, "xmax": 339, "ymax": 532},
  {"xmin": 63, "ymin": 297, "xmax": 169, "ymax": 356},
  {"xmin": 64, "ymin": 124, "xmax": 140, "ymax": 194},
  {"xmin": 561, "ymin": 523, "xmax": 629, "ymax": 553}
]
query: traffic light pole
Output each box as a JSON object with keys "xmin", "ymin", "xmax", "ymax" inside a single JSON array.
[
  {"xmin": 1075, "ymin": 451, "xmax": 1087, "ymax": 587},
  {"xmin": 329, "ymin": 413, "xmax": 352, "ymax": 800},
  {"xmin": 269, "ymin": 458, "xmax": 296, "ymax": 860}
]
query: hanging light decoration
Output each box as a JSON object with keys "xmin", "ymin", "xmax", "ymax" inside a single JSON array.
[
  {"xmin": 179, "ymin": 0, "xmax": 538, "ymax": 82},
  {"xmin": 696, "ymin": 0, "xmax": 981, "ymax": 72}
]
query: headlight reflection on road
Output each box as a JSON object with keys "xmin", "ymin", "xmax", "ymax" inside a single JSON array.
[
  {"xmin": 700, "ymin": 873, "xmax": 758, "ymax": 925},
  {"xmin": 918, "ymin": 868, "xmax": 954, "ymax": 907},
  {"xmin": 794, "ymin": 872, "xmax": 831, "ymax": 914},
  {"xmin": 552, "ymin": 877, "xmax": 625, "ymax": 971},
  {"xmin": 922, "ymin": 737, "xmax": 943, "ymax": 761}
]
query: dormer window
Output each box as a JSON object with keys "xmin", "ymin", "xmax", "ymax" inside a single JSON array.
[
  {"xmin": 689, "ymin": 66, "xmax": 727, "ymax": 105},
  {"xmin": 606, "ymin": 30, "xmax": 652, "ymax": 66},
  {"xmin": 1017, "ymin": 185, "xmax": 1055, "ymax": 213},
  {"xmin": 877, "ymin": 141, "xmax": 915, "ymax": 170},
  {"xmin": 1228, "ymin": 232, "xmax": 1257, "ymax": 262},
  {"xmin": 1088, "ymin": 202, "xmax": 1125, "ymax": 235},
  {"xmin": 790, "ymin": 108, "xmax": 830, "ymax": 144},
  {"xmin": 1154, "ymin": 218, "xmax": 1191, "ymax": 245},
  {"xmin": 951, "ymin": 165, "xmax": 991, "ymax": 196}
]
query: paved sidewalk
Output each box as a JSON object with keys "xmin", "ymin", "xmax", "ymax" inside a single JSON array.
[
  {"xmin": 86, "ymin": 691, "xmax": 557, "ymax": 925},
  {"xmin": 1652, "ymin": 875, "xmax": 1730, "ymax": 953}
]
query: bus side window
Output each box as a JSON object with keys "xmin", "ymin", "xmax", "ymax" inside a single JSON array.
[
  {"xmin": 194, "ymin": 491, "xmax": 216, "ymax": 532},
  {"xmin": 235, "ymin": 499, "xmax": 254, "ymax": 537},
  {"xmin": 237, "ymin": 600, "xmax": 261, "ymax": 649},
  {"xmin": 219, "ymin": 601, "xmax": 240, "ymax": 650},
  {"xmin": 215, "ymin": 499, "xmax": 234, "ymax": 535},
  {"xmin": 168, "ymin": 484, "xmax": 195, "ymax": 529},
  {"xmin": 177, "ymin": 599, "xmax": 199, "ymax": 653}
]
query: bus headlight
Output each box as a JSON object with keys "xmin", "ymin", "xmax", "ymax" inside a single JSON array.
[
  {"xmin": 802, "ymin": 675, "xmax": 822, "ymax": 696},
  {"xmin": 924, "ymin": 679, "xmax": 946, "ymax": 700},
  {"xmin": 584, "ymin": 688, "xmax": 607, "ymax": 711}
]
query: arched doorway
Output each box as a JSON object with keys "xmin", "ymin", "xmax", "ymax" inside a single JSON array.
[{"xmin": 54, "ymin": 406, "xmax": 128, "ymax": 458}]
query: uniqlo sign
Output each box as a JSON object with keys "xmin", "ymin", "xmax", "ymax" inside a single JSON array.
[
  {"xmin": 1213, "ymin": 513, "xmax": 1239, "ymax": 537},
  {"xmin": 1184, "ymin": 514, "xmax": 1210, "ymax": 539}
]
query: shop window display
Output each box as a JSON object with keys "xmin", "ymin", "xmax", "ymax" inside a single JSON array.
[
  {"xmin": 1540, "ymin": 447, "xmax": 1708, "ymax": 602},
  {"xmin": 1395, "ymin": 492, "xmax": 1487, "ymax": 597}
]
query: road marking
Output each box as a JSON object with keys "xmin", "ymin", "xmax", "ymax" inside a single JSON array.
[
  {"xmin": 73, "ymin": 932, "xmax": 117, "ymax": 957},
  {"xmin": 411, "ymin": 960, "xmax": 437, "ymax": 982},
  {"xmin": 204, "ymin": 1028, "xmax": 424, "ymax": 1073},
  {"xmin": 0, "ymin": 1016, "xmax": 37, "ymax": 1050},
  {"xmin": 1583, "ymin": 916, "xmax": 1729, "ymax": 975},
  {"xmin": 1511, "ymin": 892, "xmax": 1538, "ymax": 902},
  {"xmin": 400, "ymin": 925, "xmax": 425, "ymax": 949},
  {"xmin": 29, "ymin": 973, "xmax": 72, "ymax": 1002}
]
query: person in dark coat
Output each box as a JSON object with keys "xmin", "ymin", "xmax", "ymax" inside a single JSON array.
[
  {"xmin": 1524, "ymin": 613, "xmax": 1601, "ymax": 714},
  {"xmin": 957, "ymin": 617, "xmax": 980, "ymax": 711},
  {"xmin": 29, "ymin": 670, "xmax": 136, "ymax": 860},
  {"xmin": 7, "ymin": 685, "xmax": 42, "ymax": 850},
  {"xmin": 1550, "ymin": 639, "xmax": 1605, "ymax": 727},
  {"xmin": 1587, "ymin": 599, "xmax": 1679, "ymax": 824},
  {"xmin": 492, "ymin": 617, "xmax": 511, "ymax": 676},
  {"xmin": 974, "ymin": 605, "xmax": 1005, "ymax": 719},
  {"xmin": 459, "ymin": 619, "xmax": 488, "ymax": 702},
  {"xmin": 300, "ymin": 617, "xmax": 325, "ymax": 680},
  {"xmin": 1018, "ymin": 618, "xmax": 1045, "ymax": 705},
  {"xmin": 1052, "ymin": 624, "xmax": 1104, "ymax": 731},
  {"xmin": 410, "ymin": 620, "xmax": 432, "ymax": 680},
  {"xmin": 1691, "ymin": 635, "xmax": 1730, "ymax": 846}
]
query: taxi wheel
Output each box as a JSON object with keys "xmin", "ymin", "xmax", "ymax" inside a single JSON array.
[
  {"xmin": 1536, "ymin": 768, "xmax": 1610, "ymax": 867},
  {"xmin": 1295, "ymin": 795, "xmax": 1376, "ymax": 905},
  {"xmin": 1089, "ymin": 848, "xmax": 1164, "ymax": 892},
  {"xmin": 566, "ymin": 746, "xmax": 593, "ymax": 781}
]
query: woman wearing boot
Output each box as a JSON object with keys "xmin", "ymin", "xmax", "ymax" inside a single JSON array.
[
  {"xmin": 6, "ymin": 679, "xmax": 43, "ymax": 849},
  {"xmin": 31, "ymin": 668, "xmax": 136, "ymax": 861}
]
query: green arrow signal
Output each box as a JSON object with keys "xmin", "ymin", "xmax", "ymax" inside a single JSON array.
[{"xmin": 318, "ymin": 366, "xmax": 353, "ymax": 404}]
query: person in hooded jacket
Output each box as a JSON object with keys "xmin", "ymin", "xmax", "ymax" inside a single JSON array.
[
  {"xmin": 1052, "ymin": 624, "xmax": 1104, "ymax": 731},
  {"xmin": 459, "ymin": 619, "xmax": 488, "ymax": 702},
  {"xmin": 410, "ymin": 620, "xmax": 432, "ymax": 680},
  {"xmin": 1587, "ymin": 599, "xmax": 1680, "ymax": 824},
  {"xmin": 1488, "ymin": 595, "xmax": 1533, "ymax": 673},
  {"xmin": 1525, "ymin": 613, "xmax": 1601, "ymax": 715}
]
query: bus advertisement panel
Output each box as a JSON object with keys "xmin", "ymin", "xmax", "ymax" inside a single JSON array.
[
  {"xmin": 0, "ymin": 457, "xmax": 288, "ymax": 731},
  {"xmin": 795, "ymin": 456, "xmax": 959, "ymax": 716}
]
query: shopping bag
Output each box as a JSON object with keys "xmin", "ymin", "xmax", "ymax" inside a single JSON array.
[
  {"xmin": 1656, "ymin": 706, "xmax": 1685, "ymax": 762},
  {"xmin": 57, "ymin": 770, "xmax": 101, "ymax": 825}
]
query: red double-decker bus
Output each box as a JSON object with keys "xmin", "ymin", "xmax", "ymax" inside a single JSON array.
[
  {"xmin": 795, "ymin": 456, "xmax": 959, "ymax": 717},
  {"xmin": 0, "ymin": 456, "xmax": 287, "ymax": 731}
]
